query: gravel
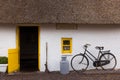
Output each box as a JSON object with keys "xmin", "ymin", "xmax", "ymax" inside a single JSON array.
[{"xmin": 0, "ymin": 70, "xmax": 120, "ymax": 80}]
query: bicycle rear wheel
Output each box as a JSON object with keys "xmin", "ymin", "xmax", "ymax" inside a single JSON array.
[
  {"xmin": 99, "ymin": 53, "xmax": 117, "ymax": 70},
  {"xmin": 71, "ymin": 54, "xmax": 89, "ymax": 72}
]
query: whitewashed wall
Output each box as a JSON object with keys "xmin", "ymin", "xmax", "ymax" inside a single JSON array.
[
  {"xmin": 0, "ymin": 24, "xmax": 119, "ymax": 72},
  {"xmin": 0, "ymin": 24, "xmax": 16, "ymax": 57},
  {"xmin": 40, "ymin": 24, "xmax": 120, "ymax": 72}
]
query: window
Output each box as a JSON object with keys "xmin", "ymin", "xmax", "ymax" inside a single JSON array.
[{"xmin": 61, "ymin": 38, "xmax": 72, "ymax": 54}]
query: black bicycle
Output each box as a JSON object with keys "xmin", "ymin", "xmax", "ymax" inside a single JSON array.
[{"xmin": 71, "ymin": 44, "xmax": 117, "ymax": 72}]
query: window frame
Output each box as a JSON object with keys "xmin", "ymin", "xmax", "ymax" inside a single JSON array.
[{"xmin": 61, "ymin": 38, "xmax": 72, "ymax": 54}]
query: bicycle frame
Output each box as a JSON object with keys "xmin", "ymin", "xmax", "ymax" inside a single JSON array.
[{"xmin": 83, "ymin": 48, "xmax": 103, "ymax": 62}]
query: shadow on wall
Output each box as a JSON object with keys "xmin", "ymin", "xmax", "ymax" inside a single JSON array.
[{"xmin": 78, "ymin": 24, "xmax": 120, "ymax": 32}]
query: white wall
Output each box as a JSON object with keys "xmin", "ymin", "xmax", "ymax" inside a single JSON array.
[
  {"xmin": 40, "ymin": 24, "xmax": 120, "ymax": 72},
  {"xmin": 0, "ymin": 24, "xmax": 16, "ymax": 57},
  {"xmin": 0, "ymin": 24, "xmax": 119, "ymax": 72}
]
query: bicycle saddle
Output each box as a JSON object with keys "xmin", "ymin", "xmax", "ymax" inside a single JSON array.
[{"xmin": 95, "ymin": 46, "xmax": 104, "ymax": 50}]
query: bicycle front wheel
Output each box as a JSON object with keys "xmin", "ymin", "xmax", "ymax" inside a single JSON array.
[
  {"xmin": 71, "ymin": 54, "xmax": 89, "ymax": 72},
  {"xmin": 99, "ymin": 53, "xmax": 117, "ymax": 70}
]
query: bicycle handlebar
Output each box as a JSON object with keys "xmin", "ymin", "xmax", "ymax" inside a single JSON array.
[{"xmin": 84, "ymin": 44, "xmax": 91, "ymax": 48}]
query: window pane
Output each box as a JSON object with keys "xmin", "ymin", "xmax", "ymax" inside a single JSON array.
[
  {"xmin": 63, "ymin": 40, "xmax": 70, "ymax": 45},
  {"xmin": 63, "ymin": 46, "xmax": 70, "ymax": 50}
]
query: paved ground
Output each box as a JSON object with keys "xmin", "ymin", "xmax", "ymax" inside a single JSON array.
[{"xmin": 1, "ymin": 70, "xmax": 120, "ymax": 80}]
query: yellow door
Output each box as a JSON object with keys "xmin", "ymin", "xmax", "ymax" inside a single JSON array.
[
  {"xmin": 8, "ymin": 26, "xmax": 40, "ymax": 73},
  {"xmin": 8, "ymin": 48, "xmax": 19, "ymax": 73}
]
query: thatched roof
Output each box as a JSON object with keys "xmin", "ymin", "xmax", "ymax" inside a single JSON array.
[{"xmin": 0, "ymin": 0, "xmax": 120, "ymax": 24}]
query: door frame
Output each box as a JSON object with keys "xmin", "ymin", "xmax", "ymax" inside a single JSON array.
[{"xmin": 16, "ymin": 24, "xmax": 40, "ymax": 71}]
